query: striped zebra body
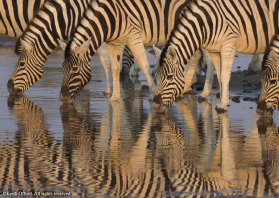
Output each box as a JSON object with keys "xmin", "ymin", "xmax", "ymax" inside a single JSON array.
[
  {"xmin": 59, "ymin": 0, "xmax": 196, "ymax": 103},
  {"xmin": 7, "ymin": 0, "xmax": 114, "ymax": 95},
  {"xmin": 7, "ymin": 0, "xmax": 136, "ymax": 97},
  {"xmin": 153, "ymin": 0, "xmax": 279, "ymax": 113},
  {"xmin": 0, "ymin": 0, "xmax": 46, "ymax": 37},
  {"xmin": 258, "ymin": 34, "xmax": 279, "ymax": 113}
]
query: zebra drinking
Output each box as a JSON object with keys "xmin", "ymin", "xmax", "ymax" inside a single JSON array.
[
  {"xmin": 258, "ymin": 34, "xmax": 279, "ymax": 114},
  {"xmin": 59, "ymin": 0, "xmax": 201, "ymax": 103},
  {"xmin": 7, "ymin": 0, "xmax": 120, "ymax": 96},
  {"xmin": 153, "ymin": 0, "xmax": 279, "ymax": 113}
]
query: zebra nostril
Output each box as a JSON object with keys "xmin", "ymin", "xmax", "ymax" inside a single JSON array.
[
  {"xmin": 7, "ymin": 80, "xmax": 23, "ymax": 95},
  {"xmin": 257, "ymin": 100, "xmax": 267, "ymax": 111},
  {"xmin": 7, "ymin": 79, "xmax": 14, "ymax": 90},
  {"xmin": 153, "ymin": 94, "xmax": 163, "ymax": 105},
  {"xmin": 60, "ymin": 86, "xmax": 72, "ymax": 103},
  {"xmin": 15, "ymin": 88, "xmax": 23, "ymax": 95}
]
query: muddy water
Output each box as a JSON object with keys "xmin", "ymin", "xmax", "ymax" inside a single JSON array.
[{"xmin": 0, "ymin": 43, "xmax": 279, "ymax": 197}]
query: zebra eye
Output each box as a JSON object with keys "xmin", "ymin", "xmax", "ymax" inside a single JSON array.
[
  {"xmin": 167, "ymin": 74, "xmax": 173, "ymax": 80},
  {"xmin": 72, "ymin": 66, "xmax": 79, "ymax": 72},
  {"xmin": 19, "ymin": 61, "xmax": 25, "ymax": 67},
  {"xmin": 270, "ymin": 79, "xmax": 276, "ymax": 84}
]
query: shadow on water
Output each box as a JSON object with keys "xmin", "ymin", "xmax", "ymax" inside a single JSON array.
[{"xmin": 1, "ymin": 81, "xmax": 279, "ymax": 197}]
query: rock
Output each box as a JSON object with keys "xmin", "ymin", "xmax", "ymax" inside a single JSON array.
[{"xmin": 232, "ymin": 96, "xmax": 241, "ymax": 103}]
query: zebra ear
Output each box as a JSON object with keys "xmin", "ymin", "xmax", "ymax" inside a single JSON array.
[
  {"xmin": 58, "ymin": 39, "xmax": 67, "ymax": 51},
  {"xmin": 20, "ymin": 38, "xmax": 33, "ymax": 53},
  {"xmin": 268, "ymin": 51, "xmax": 278, "ymax": 64},
  {"xmin": 153, "ymin": 45, "xmax": 162, "ymax": 59},
  {"xmin": 166, "ymin": 46, "xmax": 178, "ymax": 63},
  {"xmin": 76, "ymin": 37, "xmax": 92, "ymax": 55}
]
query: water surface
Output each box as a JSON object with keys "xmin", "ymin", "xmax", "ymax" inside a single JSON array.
[{"xmin": 0, "ymin": 45, "xmax": 279, "ymax": 197}]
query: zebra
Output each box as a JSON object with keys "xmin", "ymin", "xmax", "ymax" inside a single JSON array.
[
  {"xmin": 7, "ymin": 0, "xmax": 120, "ymax": 96},
  {"xmin": 258, "ymin": 116, "xmax": 279, "ymax": 196},
  {"xmin": 258, "ymin": 33, "xmax": 279, "ymax": 114},
  {"xmin": 0, "ymin": 0, "xmax": 46, "ymax": 37},
  {"xmin": 58, "ymin": 0, "xmax": 219, "ymax": 103},
  {"xmin": 2, "ymin": 96, "xmax": 62, "ymax": 193},
  {"xmin": 152, "ymin": 0, "xmax": 279, "ymax": 113}
]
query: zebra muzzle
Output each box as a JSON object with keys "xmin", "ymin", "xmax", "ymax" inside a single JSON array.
[
  {"xmin": 7, "ymin": 79, "xmax": 23, "ymax": 95},
  {"xmin": 60, "ymin": 86, "xmax": 74, "ymax": 104},
  {"xmin": 152, "ymin": 94, "xmax": 168, "ymax": 113},
  {"xmin": 257, "ymin": 100, "xmax": 273, "ymax": 117}
]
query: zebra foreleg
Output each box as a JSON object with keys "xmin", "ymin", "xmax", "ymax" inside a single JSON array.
[
  {"xmin": 248, "ymin": 54, "xmax": 264, "ymax": 72},
  {"xmin": 208, "ymin": 52, "xmax": 221, "ymax": 93},
  {"xmin": 107, "ymin": 44, "xmax": 121, "ymax": 101},
  {"xmin": 183, "ymin": 50, "xmax": 202, "ymax": 93},
  {"xmin": 128, "ymin": 42, "xmax": 156, "ymax": 100},
  {"xmin": 217, "ymin": 46, "xmax": 236, "ymax": 112},
  {"xmin": 198, "ymin": 50, "xmax": 215, "ymax": 101}
]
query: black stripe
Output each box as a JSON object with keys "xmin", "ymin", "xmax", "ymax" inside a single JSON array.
[
  {"xmin": 202, "ymin": 0, "xmax": 219, "ymax": 45},
  {"xmin": 3, "ymin": 0, "xmax": 16, "ymax": 36},
  {"xmin": 22, "ymin": 0, "xmax": 29, "ymax": 27},
  {"xmin": 274, "ymin": 1, "xmax": 279, "ymax": 34},
  {"xmin": 33, "ymin": 0, "xmax": 42, "ymax": 15},
  {"xmin": 51, "ymin": 1, "xmax": 66, "ymax": 39},
  {"xmin": 12, "ymin": 0, "xmax": 23, "ymax": 32},
  {"xmin": 150, "ymin": 0, "xmax": 160, "ymax": 44},
  {"xmin": 132, "ymin": 1, "xmax": 148, "ymax": 37},
  {"xmin": 0, "ymin": 11, "xmax": 8, "ymax": 34},
  {"xmin": 141, "ymin": 0, "xmax": 154, "ymax": 43},
  {"xmin": 230, "ymin": 1, "xmax": 249, "ymax": 43}
]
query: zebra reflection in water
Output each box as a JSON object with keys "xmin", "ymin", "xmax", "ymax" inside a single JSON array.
[
  {"xmin": 1, "ymin": 96, "xmax": 61, "ymax": 193},
  {"xmin": 2, "ymin": 90, "xmax": 279, "ymax": 196},
  {"xmin": 258, "ymin": 117, "xmax": 279, "ymax": 196}
]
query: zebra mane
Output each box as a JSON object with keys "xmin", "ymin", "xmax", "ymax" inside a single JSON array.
[
  {"xmin": 14, "ymin": 0, "xmax": 64, "ymax": 53},
  {"xmin": 262, "ymin": 33, "xmax": 279, "ymax": 70},
  {"xmin": 64, "ymin": 39, "xmax": 74, "ymax": 59},
  {"xmin": 158, "ymin": 0, "xmax": 200, "ymax": 68},
  {"xmin": 14, "ymin": 39, "xmax": 22, "ymax": 55}
]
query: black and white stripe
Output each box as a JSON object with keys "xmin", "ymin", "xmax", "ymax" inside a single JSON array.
[
  {"xmin": 59, "ymin": 0, "xmax": 194, "ymax": 103},
  {"xmin": 258, "ymin": 34, "xmax": 279, "ymax": 112},
  {"xmin": 0, "ymin": 0, "xmax": 45, "ymax": 37},
  {"xmin": 7, "ymin": 0, "xmax": 93, "ymax": 95},
  {"xmin": 7, "ymin": 0, "xmax": 135, "ymax": 97},
  {"xmin": 153, "ymin": 0, "xmax": 279, "ymax": 112}
]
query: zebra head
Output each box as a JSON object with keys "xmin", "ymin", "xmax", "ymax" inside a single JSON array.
[
  {"xmin": 258, "ymin": 51, "xmax": 279, "ymax": 115},
  {"xmin": 60, "ymin": 38, "xmax": 92, "ymax": 104},
  {"xmin": 8, "ymin": 39, "xmax": 44, "ymax": 95},
  {"xmin": 152, "ymin": 45, "xmax": 185, "ymax": 113}
]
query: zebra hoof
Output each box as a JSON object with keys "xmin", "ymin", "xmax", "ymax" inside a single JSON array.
[
  {"xmin": 103, "ymin": 89, "xmax": 111, "ymax": 95},
  {"xmin": 215, "ymin": 103, "xmax": 228, "ymax": 113},
  {"xmin": 198, "ymin": 96, "xmax": 207, "ymax": 103}
]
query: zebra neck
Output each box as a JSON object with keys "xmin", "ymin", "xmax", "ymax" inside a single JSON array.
[
  {"xmin": 165, "ymin": 8, "xmax": 204, "ymax": 68},
  {"xmin": 20, "ymin": 0, "xmax": 92, "ymax": 56},
  {"xmin": 70, "ymin": 0, "xmax": 119, "ymax": 58},
  {"xmin": 269, "ymin": 34, "xmax": 279, "ymax": 55}
]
